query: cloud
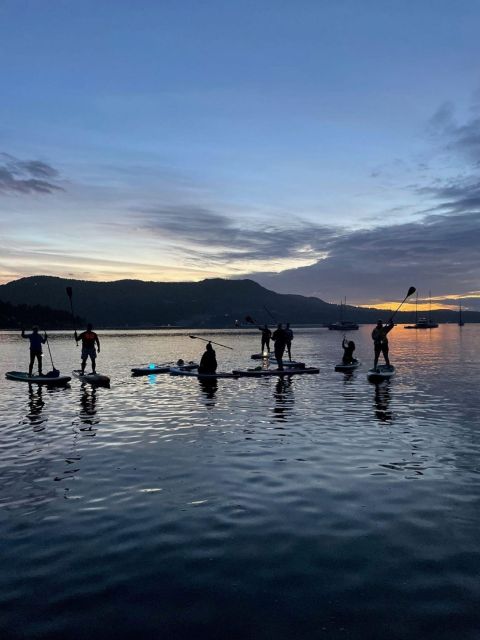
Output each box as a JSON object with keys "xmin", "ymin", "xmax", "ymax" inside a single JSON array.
[
  {"xmin": 246, "ymin": 208, "xmax": 480, "ymax": 308},
  {"xmin": 0, "ymin": 153, "xmax": 63, "ymax": 195},
  {"xmin": 138, "ymin": 205, "xmax": 339, "ymax": 264},
  {"xmin": 427, "ymin": 102, "xmax": 480, "ymax": 163}
]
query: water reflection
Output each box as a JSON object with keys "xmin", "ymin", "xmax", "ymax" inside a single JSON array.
[
  {"xmin": 26, "ymin": 384, "xmax": 46, "ymax": 431},
  {"xmin": 198, "ymin": 379, "xmax": 217, "ymax": 406},
  {"xmin": 373, "ymin": 382, "xmax": 393, "ymax": 423},
  {"xmin": 78, "ymin": 386, "xmax": 99, "ymax": 432},
  {"xmin": 272, "ymin": 377, "xmax": 294, "ymax": 422}
]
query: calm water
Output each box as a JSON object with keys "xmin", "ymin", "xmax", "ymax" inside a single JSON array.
[{"xmin": 1, "ymin": 325, "xmax": 479, "ymax": 639}]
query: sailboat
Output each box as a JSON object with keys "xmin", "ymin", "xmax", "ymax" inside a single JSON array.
[
  {"xmin": 327, "ymin": 297, "xmax": 359, "ymax": 330},
  {"xmin": 459, "ymin": 302, "xmax": 465, "ymax": 327},
  {"xmin": 404, "ymin": 291, "xmax": 438, "ymax": 329}
]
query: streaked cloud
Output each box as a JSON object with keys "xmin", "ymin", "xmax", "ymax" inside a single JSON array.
[
  {"xmin": 138, "ymin": 205, "xmax": 338, "ymax": 264},
  {"xmin": 0, "ymin": 153, "xmax": 63, "ymax": 195}
]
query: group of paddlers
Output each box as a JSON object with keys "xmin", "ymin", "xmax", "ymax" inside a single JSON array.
[
  {"xmin": 21, "ymin": 319, "xmax": 395, "ymax": 377},
  {"xmin": 339, "ymin": 319, "xmax": 394, "ymax": 369},
  {"xmin": 21, "ymin": 324, "xmax": 101, "ymax": 376}
]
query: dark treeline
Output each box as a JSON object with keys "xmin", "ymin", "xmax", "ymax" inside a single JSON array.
[
  {"xmin": 0, "ymin": 299, "xmax": 84, "ymax": 330},
  {"xmin": 0, "ymin": 276, "xmax": 479, "ymax": 328}
]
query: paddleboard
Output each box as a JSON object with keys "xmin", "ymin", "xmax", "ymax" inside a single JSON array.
[
  {"xmin": 367, "ymin": 364, "xmax": 396, "ymax": 382},
  {"xmin": 131, "ymin": 362, "xmax": 198, "ymax": 376},
  {"xmin": 72, "ymin": 370, "xmax": 110, "ymax": 386},
  {"xmin": 250, "ymin": 354, "xmax": 304, "ymax": 367},
  {"xmin": 233, "ymin": 367, "xmax": 319, "ymax": 377},
  {"xmin": 169, "ymin": 368, "xmax": 239, "ymax": 379},
  {"xmin": 5, "ymin": 371, "xmax": 71, "ymax": 385},
  {"xmin": 334, "ymin": 360, "xmax": 361, "ymax": 373}
]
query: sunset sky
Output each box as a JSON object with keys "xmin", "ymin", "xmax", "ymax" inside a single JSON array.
[{"xmin": 1, "ymin": 1, "xmax": 479, "ymax": 309}]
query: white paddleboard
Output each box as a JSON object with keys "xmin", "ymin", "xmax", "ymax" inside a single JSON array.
[
  {"xmin": 334, "ymin": 360, "xmax": 361, "ymax": 373},
  {"xmin": 73, "ymin": 370, "xmax": 110, "ymax": 385},
  {"xmin": 367, "ymin": 364, "xmax": 395, "ymax": 382},
  {"xmin": 169, "ymin": 368, "xmax": 239, "ymax": 379}
]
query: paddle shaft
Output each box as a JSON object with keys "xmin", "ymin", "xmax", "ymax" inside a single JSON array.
[
  {"xmin": 66, "ymin": 287, "xmax": 78, "ymax": 346},
  {"xmin": 189, "ymin": 335, "xmax": 233, "ymax": 350},
  {"xmin": 44, "ymin": 333, "xmax": 55, "ymax": 369},
  {"xmin": 387, "ymin": 290, "xmax": 415, "ymax": 324},
  {"xmin": 264, "ymin": 306, "xmax": 278, "ymax": 322}
]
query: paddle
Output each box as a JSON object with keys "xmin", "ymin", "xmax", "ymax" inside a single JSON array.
[
  {"xmin": 189, "ymin": 335, "xmax": 233, "ymax": 350},
  {"xmin": 387, "ymin": 286, "xmax": 416, "ymax": 324},
  {"xmin": 264, "ymin": 306, "xmax": 278, "ymax": 322},
  {"xmin": 66, "ymin": 286, "xmax": 78, "ymax": 347},
  {"xmin": 43, "ymin": 331, "xmax": 59, "ymax": 377}
]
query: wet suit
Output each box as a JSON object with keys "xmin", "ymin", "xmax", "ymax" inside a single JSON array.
[
  {"xmin": 258, "ymin": 326, "xmax": 272, "ymax": 354},
  {"xmin": 22, "ymin": 329, "xmax": 47, "ymax": 376},
  {"xmin": 272, "ymin": 326, "xmax": 288, "ymax": 371},
  {"xmin": 199, "ymin": 343, "xmax": 217, "ymax": 374},
  {"xmin": 75, "ymin": 329, "xmax": 100, "ymax": 374},
  {"xmin": 342, "ymin": 339, "xmax": 356, "ymax": 365},
  {"xmin": 372, "ymin": 322, "xmax": 394, "ymax": 369}
]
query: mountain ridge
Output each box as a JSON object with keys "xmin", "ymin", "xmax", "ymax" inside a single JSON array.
[{"xmin": 0, "ymin": 275, "xmax": 478, "ymax": 328}]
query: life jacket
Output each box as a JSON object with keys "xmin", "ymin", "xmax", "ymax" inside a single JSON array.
[{"xmin": 82, "ymin": 331, "xmax": 97, "ymax": 348}]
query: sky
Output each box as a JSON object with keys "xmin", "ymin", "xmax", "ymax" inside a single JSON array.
[{"xmin": 1, "ymin": 0, "xmax": 479, "ymax": 309}]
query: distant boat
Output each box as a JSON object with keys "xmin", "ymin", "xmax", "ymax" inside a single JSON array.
[
  {"xmin": 328, "ymin": 320, "xmax": 360, "ymax": 331},
  {"xmin": 328, "ymin": 297, "xmax": 359, "ymax": 330},
  {"xmin": 459, "ymin": 302, "xmax": 465, "ymax": 327},
  {"xmin": 404, "ymin": 291, "xmax": 438, "ymax": 329}
]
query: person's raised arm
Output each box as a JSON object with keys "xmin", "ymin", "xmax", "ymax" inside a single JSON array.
[{"xmin": 21, "ymin": 328, "xmax": 27, "ymax": 339}]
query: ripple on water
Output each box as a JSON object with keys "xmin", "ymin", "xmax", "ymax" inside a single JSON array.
[{"xmin": 1, "ymin": 327, "xmax": 480, "ymax": 639}]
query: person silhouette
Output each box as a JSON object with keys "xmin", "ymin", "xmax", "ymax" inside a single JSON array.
[
  {"xmin": 371, "ymin": 320, "xmax": 394, "ymax": 370},
  {"xmin": 341, "ymin": 338, "xmax": 356, "ymax": 365},
  {"xmin": 198, "ymin": 342, "xmax": 217, "ymax": 374},
  {"xmin": 22, "ymin": 326, "xmax": 47, "ymax": 376},
  {"xmin": 75, "ymin": 323, "xmax": 101, "ymax": 374},
  {"xmin": 258, "ymin": 324, "xmax": 272, "ymax": 355},
  {"xmin": 272, "ymin": 323, "xmax": 288, "ymax": 371}
]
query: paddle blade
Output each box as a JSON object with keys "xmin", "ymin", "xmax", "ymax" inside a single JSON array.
[
  {"xmin": 189, "ymin": 335, "xmax": 197, "ymax": 339},
  {"xmin": 407, "ymin": 286, "xmax": 416, "ymax": 297},
  {"xmin": 66, "ymin": 286, "xmax": 73, "ymax": 299},
  {"xmin": 245, "ymin": 315, "xmax": 255, "ymax": 324}
]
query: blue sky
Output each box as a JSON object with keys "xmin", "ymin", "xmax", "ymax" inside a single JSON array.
[{"xmin": 1, "ymin": 1, "xmax": 480, "ymax": 307}]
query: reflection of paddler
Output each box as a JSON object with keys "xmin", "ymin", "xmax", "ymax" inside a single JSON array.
[
  {"xmin": 371, "ymin": 320, "xmax": 394, "ymax": 369},
  {"xmin": 198, "ymin": 342, "xmax": 217, "ymax": 374}
]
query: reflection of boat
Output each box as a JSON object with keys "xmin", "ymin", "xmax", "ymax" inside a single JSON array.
[{"xmin": 328, "ymin": 298, "xmax": 359, "ymax": 330}]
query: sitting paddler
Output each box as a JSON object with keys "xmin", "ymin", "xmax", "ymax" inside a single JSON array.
[
  {"xmin": 372, "ymin": 319, "xmax": 394, "ymax": 370},
  {"xmin": 258, "ymin": 324, "xmax": 272, "ymax": 355},
  {"xmin": 75, "ymin": 323, "xmax": 101, "ymax": 374},
  {"xmin": 198, "ymin": 342, "xmax": 217, "ymax": 374},
  {"xmin": 272, "ymin": 323, "xmax": 288, "ymax": 371},
  {"xmin": 341, "ymin": 338, "xmax": 356, "ymax": 365},
  {"xmin": 22, "ymin": 326, "xmax": 47, "ymax": 376}
]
